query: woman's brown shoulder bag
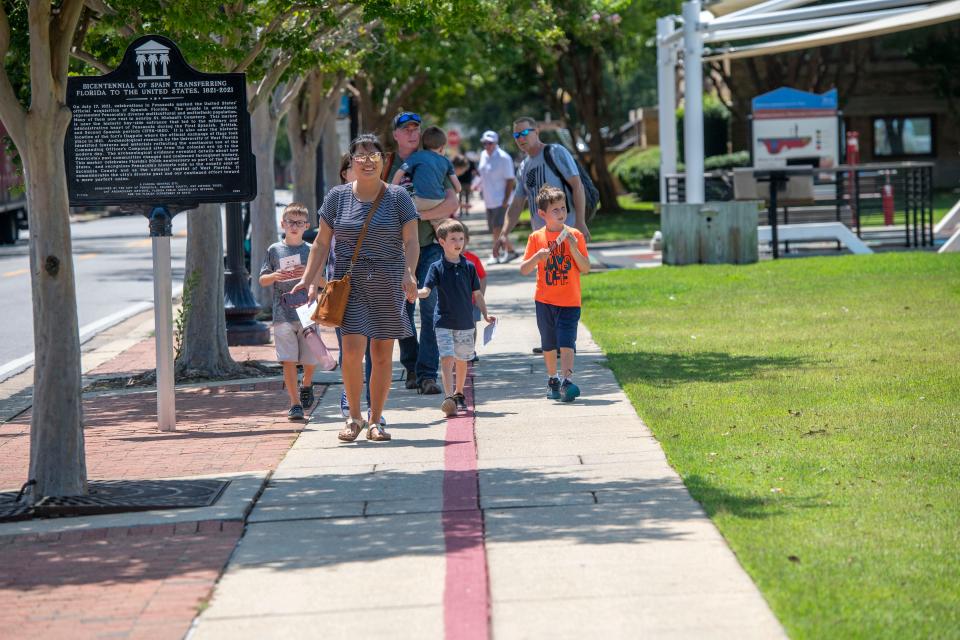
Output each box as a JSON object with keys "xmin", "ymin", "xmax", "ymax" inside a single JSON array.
[{"xmin": 311, "ymin": 183, "xmax": 387, "ymax": 328}]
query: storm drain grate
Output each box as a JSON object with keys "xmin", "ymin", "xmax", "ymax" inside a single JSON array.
[{"xmin": 0, "ymin": 479, "xmax": 229, "ymax": 522}]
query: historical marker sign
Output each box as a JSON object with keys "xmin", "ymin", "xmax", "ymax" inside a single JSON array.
[
  {"xmin": 65, "ymin": 35, "xmax": 256, "ymax": 206},
  {"xmin": 751, "ymin": 87, "xmax": 839, "ymax": 171}
]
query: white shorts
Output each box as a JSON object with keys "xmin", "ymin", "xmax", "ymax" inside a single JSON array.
[
  {"xmin": 436, "ymin": 327, "xmax": 475, "ymax": 361},
  {"xmin": 274, "ymin": 321, "xmax": 319, "ymax": 365}
]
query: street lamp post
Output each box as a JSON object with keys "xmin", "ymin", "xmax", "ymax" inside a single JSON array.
[{"xmin": 223, "ymin": 202, "xmax": 269, "ymax": 345}]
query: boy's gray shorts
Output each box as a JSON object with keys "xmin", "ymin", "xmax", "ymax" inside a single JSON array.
[
  {"xmin": 274, "ymin": 321, "xmax": 318, "ymax": 365},
  {"xmin": 435, "ymin": 327, "xmax": 475, "ymax": 361}
]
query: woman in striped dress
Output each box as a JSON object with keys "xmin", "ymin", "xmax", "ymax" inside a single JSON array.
[{"xmin": 295, "ymin": 134, "xmax": 420, "ymax": 442}]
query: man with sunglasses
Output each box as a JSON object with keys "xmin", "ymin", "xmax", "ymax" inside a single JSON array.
[
  {"xmin": 496, "ymin": 117, "xmax": 590, "ymax": 256},
  {"xmin": 384, "ymin": 111, "xmax": 460, "ymax": 395}
]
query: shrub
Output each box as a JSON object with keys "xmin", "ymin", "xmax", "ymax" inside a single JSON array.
[
  {"xmin": 610, "ymin": 147, "xmax": 662, "ymax": 201},
  {"xmin": 705, "ymin": 151, "xmax": 750, "ymax": 170},
  {"xmin": 676, "ymin": 95, "xmax": 731, "ymax": 157},
  {"xmin": 611, "ymin": 148, "xmax": 751, "ymax": 201}
]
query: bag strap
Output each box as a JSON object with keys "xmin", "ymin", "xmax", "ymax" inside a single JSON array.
[
  {"xmin": 347, "ymin": 182, "xmax": 387, "ymax": 274},
  {"xmin": 543, "ymin": 144, "xmax": 575, "ymax": 197}
]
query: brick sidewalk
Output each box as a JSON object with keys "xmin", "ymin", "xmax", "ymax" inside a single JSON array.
[
  {"xmin": 0, "ymin": 379, "xmax": 321, "ymax": 490},
  {"xmin": 87, "ymin": 343, "xmax": 285, "ymax": 378},
  {"xmin": 0, "ymin": 522, "xmax": 243, "ymax": 640},
  {"xmin": 0, "ymin": 330, "xmax": 334, "ymax": 639}
]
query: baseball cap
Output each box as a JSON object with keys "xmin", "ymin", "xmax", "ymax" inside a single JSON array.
[
  {"xmin": 481, "ymin": 130, "xmax": 499, "ymax": 144},
  {"xmin": 393, "ymin": 112, "xmax": 421, "ymax": 129}
]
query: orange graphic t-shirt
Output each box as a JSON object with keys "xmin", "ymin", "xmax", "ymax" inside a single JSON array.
[{"xmin": 523, "ymin": 226, "xmax": 588, "ymax": 307}]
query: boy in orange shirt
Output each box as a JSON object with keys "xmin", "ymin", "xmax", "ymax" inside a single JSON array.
[{"xmin": 519, "ymin": 185, "xmax": 590, "ymax": 402}]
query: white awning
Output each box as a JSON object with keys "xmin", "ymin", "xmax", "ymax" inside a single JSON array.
[
  {"xmin": 707, "ymin": 0, "xmax": 960, "ymax": 59},
  {"xmin": 707, "ymin": 0, "xmax": 815, "ymax": 17}
]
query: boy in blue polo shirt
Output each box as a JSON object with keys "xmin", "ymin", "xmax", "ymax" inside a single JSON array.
[{"xmin": 418, "ymin": 219, "xmax": 495, "ymax": 417}]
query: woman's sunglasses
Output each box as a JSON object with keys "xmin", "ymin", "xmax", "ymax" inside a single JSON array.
[
  {"xmin": 352, "ymin": 152, "xmax": 383, "ymax": 164},
  {"xmin": 513, "ymin": 128, "xmax": 534, "ymax": 139}
]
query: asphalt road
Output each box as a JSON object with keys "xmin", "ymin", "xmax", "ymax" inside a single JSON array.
[{"xmin": 0, "ymin": 213, "xmax": 188, "ymax": 374}]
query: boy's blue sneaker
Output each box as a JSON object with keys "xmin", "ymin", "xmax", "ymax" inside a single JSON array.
[
  {"xmin": 299, "ymin": 384, "xmax": 315, "ymax": 409},
  {"xmin": 367, "ymin": 410, "xmax": 387, "ymax": 427},
  {"xmin": 340, "ymin": 390, "xmax": 350, "ymax": 418},
  {"xmin": 560, "ymin": 380, "xmax": 580, "ymax": 403},
  {"xmin": 546, "ymin": 377, "xmax": 561, "ymax": 400},
  {"xmin": 287, "ymin": 404, "xmax": 305, "ymax": 421}
]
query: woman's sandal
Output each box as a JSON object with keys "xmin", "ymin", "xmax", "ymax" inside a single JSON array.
[
  {"xmin": 367, "ymin": 423, "xmax": 392, "ymax": 441},
  {"xmin": 338, "ymin": 418, "xmax": 365, "ymax": 442}
]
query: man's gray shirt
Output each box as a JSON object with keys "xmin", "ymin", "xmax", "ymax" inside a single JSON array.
[{"xmin": 513, "ymin": 145, "xmax": 579, "ymax": 230}]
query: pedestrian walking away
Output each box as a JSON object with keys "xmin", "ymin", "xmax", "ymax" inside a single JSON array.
[
  {"xmin": 477, "ymin": 129, "xmax": 518, "ymax": 264},
  {"xmin": 294, "ymin": 133, "xmax": 420, "ymax": 442},
  {"xmin": 258, "ymin": 203, "xmax": 318, "ymax": 422},
  {"xmin": 519, "ymin": 185, "xmax": 590, "ymax": 403},
  {"xmin": 418, "ymin": 219, "xmax": 495, "ymax": 416},
  {"xmin": 497, "ymin": 116, "xmax": 591, "ymax": 258},
  {"xmin": 384, "ymin": 111, "xmax": 460, "ymax": 396},
  {"xmin": 452, "ymin": 154, "xmax": 477, "ymax": 217}
]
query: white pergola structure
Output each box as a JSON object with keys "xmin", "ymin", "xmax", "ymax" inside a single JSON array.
[{"xmin": 658, "ymin": 0, "xmax": 960, "ymax": 204}]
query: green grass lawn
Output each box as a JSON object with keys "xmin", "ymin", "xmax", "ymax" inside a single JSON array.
[
  {"xmin": 582, "ymin": 253, "xmax": 960, "ymax": 639},
  {"xmin": 588, "ymin": 195, "xmax": 660, "ymax": 242}
]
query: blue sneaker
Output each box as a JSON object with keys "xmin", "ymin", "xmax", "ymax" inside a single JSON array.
[
  {"xmin": 367, "ymin": 410, "xmax": 387, "ymax": 427},
  {"xmin": 546, "ymin": 377, "xmax": 561, "ymax": 400},
  {"xmin": 560, "ymin": 380, "xmax": 580, "ymax": 403},
  {"xmin": 340, "ymin": 390, "xmax": 350, "ymax": 418}
]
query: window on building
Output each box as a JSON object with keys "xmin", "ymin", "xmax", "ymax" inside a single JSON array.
[{"xmin": 873, "ymin": 116, "xmax": 934, "ymax": 156}]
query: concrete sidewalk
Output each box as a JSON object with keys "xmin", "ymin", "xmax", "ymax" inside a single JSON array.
[{"xmin": 189, "ymin": 214, "xmax": 785, "ymax": 639}]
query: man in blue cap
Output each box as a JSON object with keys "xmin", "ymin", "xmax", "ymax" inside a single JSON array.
[{"xmin": 384, "ymin": 111, "xmax": 459, "ymax": 395}]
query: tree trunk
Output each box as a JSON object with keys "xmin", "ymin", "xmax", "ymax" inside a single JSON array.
[
  {"xmin": 176, "ymin": 203, "xmax": 239, "ymax": 378},
  {"xmin": 23, "ymin": 109, "xmax": 87, "ymax": 499},
  {"xmin": 248, "ymin": 98, "xmax": 280, "ymax": 310},
  {"xmin": 564, "ymin": 46, "xmax": 620, "ymax": 213},
  {"xmin": 290, "ymin": 142, "xmax": 318, "ymax": 215},
  {"xmin": 321, "ymin": 108, "xmax": 342, "ymax": 196},
  {"xmin": 287, "ymin": 74, "xmax": 342, "ymax": 221},
  {"xmin": 352, "ymin": 71, "xmax": 426, "ymax": 142}
]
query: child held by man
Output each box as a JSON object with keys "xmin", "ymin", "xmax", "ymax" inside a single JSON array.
[
  {"xmin": 392, "ymin": 125, "xmax": 461, "ymax": 228},
  {"xmin": 418, "ymin": 219, "xmax": 495, "ymax": 416},
  {"xmin": 258, "ymin": 203, "xmax": 317, "ymax": 421},
  {"xmin": 519, "ymin": 185, "xmax": 590, "ymax": 402}
]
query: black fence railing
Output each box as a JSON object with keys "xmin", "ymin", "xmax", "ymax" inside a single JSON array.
[{"xmin": 665, "ymin": 162, "xmax": 936, "ymax": 249}]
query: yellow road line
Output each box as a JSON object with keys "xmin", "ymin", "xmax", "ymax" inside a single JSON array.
[
  {"xmin": 77, "ymin": 253, "xmax": 98, "ymax": 260},
  {"xmin": 125, "ymin": 238, "xmax": 153, "ymax": 248},
  {"xmin": 2, "ymin": 268, "xmax": 29, "ymax": 277}
]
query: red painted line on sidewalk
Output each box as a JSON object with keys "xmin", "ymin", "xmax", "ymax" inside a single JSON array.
[{"xmin": 442, "ymin": 373, "xmax": 490, "ymax": 640}]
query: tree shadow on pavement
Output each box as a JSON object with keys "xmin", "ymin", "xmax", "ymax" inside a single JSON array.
[
  {"xmin": 210, "ymin": 465, "xmax": 828, "ymax": 574},
  {"xmin": 0, "ymin": 466, "xmax": 829, "ymax": 589}
]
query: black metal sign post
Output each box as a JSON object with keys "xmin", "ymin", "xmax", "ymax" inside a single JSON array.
[
  {"xmin": 65, "ymin": 35, "xmax": 258, "ymax": 431},
  {"xmin": 755, "ymin": 170, "xmax": 788, "ymax": 259}
]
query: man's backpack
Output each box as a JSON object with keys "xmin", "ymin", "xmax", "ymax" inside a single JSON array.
[{"xmin": 542, "ymin": 144, "xmax": 600, "ymax": 222}]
